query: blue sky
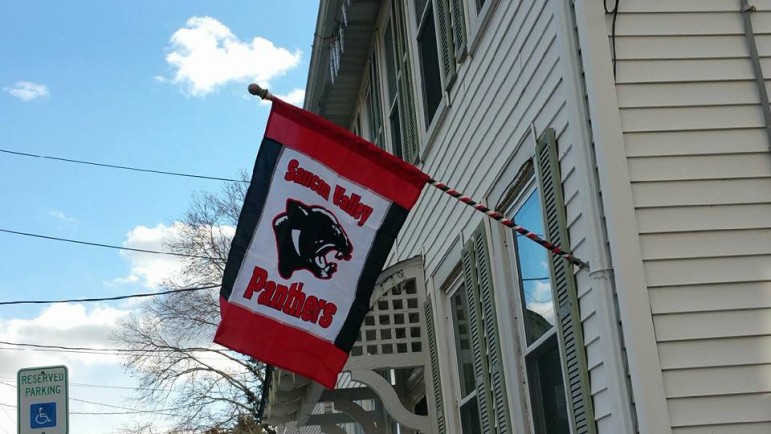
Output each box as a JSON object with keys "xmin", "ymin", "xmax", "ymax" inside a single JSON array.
[{"xmin": 0, "ymin": 1, "xmax": 318, "ymax": 432}]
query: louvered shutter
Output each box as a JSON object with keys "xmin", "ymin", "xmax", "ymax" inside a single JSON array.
[
  {"xmin": 474, "ymin": 227, "xmax": 512, "ymax": 434},
  {"xmin": 534, "ymin": 128, "xmax": 596, "ymax": 434},
  {"xmin": 394, "ymin": 0, "xmax": 419, "ymax": 163},
  {"xmin": 398, "ymin": 59, "xmax": 419, "ymax": 163},
  {"xmin": 424, "ymin": 299, "xmax": 446, "ymax": 434},
  {"xmin": 461, "ymin": 237, "xmax": 493, "ymax": 433},
  {"xmin": 450, "ymin": 0, "xmax": 467, "ymax": 60},
  {"xmin": 434, "ymin": 0, "xmax": 456, "ymax": 90}
]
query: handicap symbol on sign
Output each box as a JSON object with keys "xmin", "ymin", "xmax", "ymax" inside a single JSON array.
[{"xmin": 30, "ymin": 402, "xmax": 56, "ymax": 429}]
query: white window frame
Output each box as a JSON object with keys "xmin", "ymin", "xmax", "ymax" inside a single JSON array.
[
  {"xmin": 504, "ymin": 179, "xmax": 572, "ymax": 434},
  {"xmin": 464, "ymin": 0, "xmax": 499, "ymax": 55},
  {"xmin": 444, "ymin": 271, "xmax": 482, "ymax": 434},
  {"xmin": 375, "ymin": 3, "xmax": 402, "ymax": 158},
  {"xmin": 402, "ymin": 0, "xmax": 451, "ymax": 159}
]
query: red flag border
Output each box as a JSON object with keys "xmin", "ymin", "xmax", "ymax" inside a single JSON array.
[
  {"xmin": 266, "ymin": 98, "xmax": 428, "ymax": 210},
  {"xmin": 215, "ymin": 298, "xmax": 346, "ymax": 389}
]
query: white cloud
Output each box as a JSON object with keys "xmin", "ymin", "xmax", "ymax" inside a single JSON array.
[
  {"xmin": 0, "ymin": 304, "xmax": 131, "ymax": 382},
  {"xmin": 260, "ymin": 88, "xmax": 305, "ymax": 107},
  {"xmin": 48, "ymin": 209, "xmax": 77, "ymax": 224},
  {"xmin": 0, "ymin": 304, "xmax": 136, "ymax": 433},
  {"xmin": 525, "ymin": 280, "xmax": 555, "ymax": 324},
  {"xmin": 4, "ymin": 81, "xmax": 49, "ymax": 101},
  {"xmin": 112, "ymin": 222, "xmax": 235, "ymax": 289},
  {"xmin": 112, "ymin": 223, "xmax": 188, "ymax": 288},
  {"xmin": 163, "ymin": 16, "xmax": 301, "ymax": 96}
]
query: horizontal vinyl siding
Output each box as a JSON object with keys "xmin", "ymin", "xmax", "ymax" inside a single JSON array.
[
  {"xmin": 384, "ymin": 0, "xmax": 612, "ymax": 431},
  {"xmin": 614, "ymin": 1, "xmax": 771, "ymax": 431}
]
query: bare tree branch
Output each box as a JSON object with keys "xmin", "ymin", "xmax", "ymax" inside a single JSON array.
[{"xmin": 115, "ymin": 175, "xmax": 274, "ymax": 433}]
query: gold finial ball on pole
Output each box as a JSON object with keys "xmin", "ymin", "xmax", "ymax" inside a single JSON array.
[{"xmin": 248, "ymin": 83, "xmax": 272, "ymax": 100}]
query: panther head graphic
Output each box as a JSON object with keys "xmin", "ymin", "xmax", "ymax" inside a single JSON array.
[{"xmin": 272, "ymin": 199, "xmax": 353, "ymax": 280}]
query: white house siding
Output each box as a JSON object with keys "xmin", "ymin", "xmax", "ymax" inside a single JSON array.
[
  {"xmin": 381, "ymin": 0, "xmax": 618, "ymax": 431},
  {"xmin": 614, "ymin": 1, "xmax": 771, "ymax": 432}
]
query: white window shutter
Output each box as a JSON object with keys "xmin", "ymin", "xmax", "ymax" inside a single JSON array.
[{"xmin": 534, "ymin": 128, "xmax": 597, "ymax": 434}]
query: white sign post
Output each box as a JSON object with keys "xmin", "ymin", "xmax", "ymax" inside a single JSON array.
[{"xmin": 17, "ymin": 366, "xmax": 68, "ymax": 434}]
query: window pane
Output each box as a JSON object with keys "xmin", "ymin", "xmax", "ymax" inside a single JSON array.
[
  {"xmin": 384, "ymin": 21, "xmax": 398, "ymax": 104},
  {"xmin": 417, "ymin": 9, "xmax": 442, "ymax": 125},
  {"xmin": 477, "ymin": 0, "xmax": 487, "ymax": 11},
  {"xmin": 450, "ymin": 286, "xmax": 475, "ymax": 398},
  {"xmin": 513, "ymin": 191, "xmax": 555, "ymax": 345},
  {"xmin": 415, "ymin": 0, "xmax": 429, "ymax": 25},
  {"xmin": 459, "ymin": 395, "xmax": 481, "ymax": 434},
  {"xmin": 528, "ymin": 339, "xmax": 570, "ymax": 434},
  {"xmin": 390, "ymin": 106, "xmax": 403, "ymax": 159},
  {"xmin": 367, "ymin": 55, "xmax": 384, "ymax": 148}
]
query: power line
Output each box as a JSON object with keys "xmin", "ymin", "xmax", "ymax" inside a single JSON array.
[
  {"xmin": 0, "ymin": 148, "xmax": 249, "ymax": 184},
  {"xmin": 70, "ymin": 397, "xmax": 183, "ymax": 415},
  {"xmin": 0, "ymin": 340, "xmax": 227, "ymax": 356},
  {"xmin": 0, "ymin": 345, "xmax": 227, "ymax": 361},
  {"xmin": 0, "ymin": 284, "xmax": 217, "ymax": 306},
  {"xmin": 0, "ymin": 377, "xmax": 174, "ymax": 392},
  {"xmin": 0, "ymin": 401, "xmax": 176, "ymax": 416},
  {"xmin": 0, "ymin": 228, "xmax": 215, "ymax": 260}
]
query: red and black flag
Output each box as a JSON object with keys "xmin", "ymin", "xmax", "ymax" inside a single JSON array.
[{"xmin": 214, "ymin": 98, "xmax": 428, "ymax": 388}]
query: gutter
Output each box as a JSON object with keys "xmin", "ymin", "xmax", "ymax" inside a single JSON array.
[{"xmin": 740, "ymin": 0, "xmax": 771, "ymax": 152}]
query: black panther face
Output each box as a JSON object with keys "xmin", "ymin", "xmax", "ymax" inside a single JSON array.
[{"xmin": 272, "ymin": 199, "xmax": 353, "ymax": 280}]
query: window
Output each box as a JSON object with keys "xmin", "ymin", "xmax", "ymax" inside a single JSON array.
[
  {"xmin": 383, "ymin": 18, "xmax": 403, "ymax": 159},
  {"xmin": 351, "ymin": 112, "xmax": 362, "ymax": 137},
  {"xmin": 415, "ymin": 0, "xmax": 443, "ymax": 125},
  {"xmin": 413, "ymin": 0, "xmax": 467, "ymax": 129},
  {"xmin": 448, "ymin": 281, "xmax": 482, "ymax": 434},
  {"xmin": 464, "ymin": 0, "xmax": 498, "ymax": 54},
  {"xmin": 511, "ymin": 189, "xmax": 570, "ymax": 434},
  {"xmin": 365, "ymin": 54, "xmax": 385, "ymax": 149},
  {"xmin": 382, "ymin": 1, "xmax": 419, "ymax": 162}
]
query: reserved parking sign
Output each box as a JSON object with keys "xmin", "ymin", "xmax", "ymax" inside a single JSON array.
[{"xmin": 17, "ymin": 366, "xmax": 68, "ymax": 434}]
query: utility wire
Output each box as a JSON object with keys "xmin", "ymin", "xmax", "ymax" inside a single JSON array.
[
  {"xmin": 0, "ymin": 381, "xmax": 169, "ymax": 414},
  {"xmin": 0, "ymin": 377, "xmax": 174, "ymax": 392},
  {"xmin": 0, "ymin": 401, "xmax": 176, "ymax": 416},
  {"xmin": 0, "ymin": 345, "xmax": 228, "ymax": 361},
  {"xmin": 0, "ymin": 340, "xmax": 226, "ymax": 355},
  {"xmin": 0, "ymin": 148, "xmax": 249, "ymax": 184},
  {"xmin": 0, "ymin": 228, "xmax": 216, "ymax": 260},
  {"xmin": 0, "ymin": 284, "xmax": 217, "ymax": 306}
]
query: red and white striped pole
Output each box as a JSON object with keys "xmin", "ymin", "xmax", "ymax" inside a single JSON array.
[
  {"xmin": 428, "ymin": 178, "xmax": 589, "ymax": 270},
  {"xmin": 247, "ymin": 84, "xmax": 589, "ymax": 271}
]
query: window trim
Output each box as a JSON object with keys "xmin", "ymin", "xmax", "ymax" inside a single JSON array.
[
  {"xmin": 503, "ymin": 178, "xmax": 573, "ymax": 434},
  {"xmin": 375, "ymin": 0, "xmax": 407, "ymax": 160},
  {"xmin": 444, "ymin": 274, "xmax": 469, "ymax": 404},
  {"xmin": 465, "ymin": 0, "xmax": 499, "ymax": 55},
  {"xmin": 444, "ymin": 272, "xmax": 483, "ymax": 434},
  {"xmin": 524, "ymin": 326, "xmax": 557, "ymax": 357}
]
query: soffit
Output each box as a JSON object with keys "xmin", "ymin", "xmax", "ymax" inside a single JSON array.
[{"xmin": 304, "ymin": 0, "xmax": 381, "ymax": 128}]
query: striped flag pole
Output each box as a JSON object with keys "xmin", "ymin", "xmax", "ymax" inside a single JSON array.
[
  {"xmin": 246, "ymin": 84, "xmax": 589, "ymax": 270},
  {"xmin": 428, "ymin": 178, "xmax": 589, "ymax": 270}
]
